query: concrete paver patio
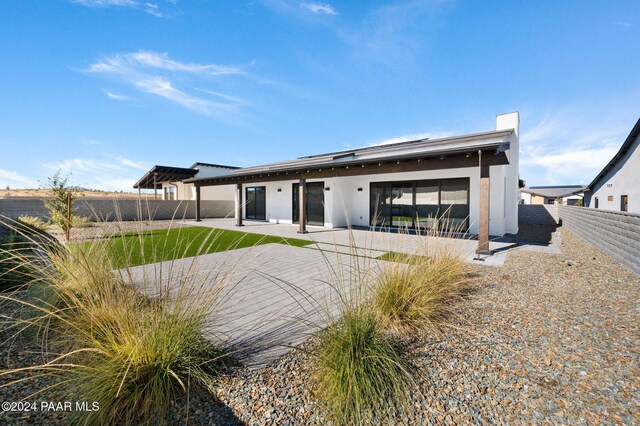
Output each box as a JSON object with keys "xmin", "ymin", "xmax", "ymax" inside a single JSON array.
[
  {"xmin": 127, "ymin": 242, "xmax": 382, "ymax": 368},
  {"xmin": 127, "ymin": 220, "xmax": 517, "ymax": 367},
  {"xmin": 187, "ymin": 219, "xmax": 514, "ymax": 267}
]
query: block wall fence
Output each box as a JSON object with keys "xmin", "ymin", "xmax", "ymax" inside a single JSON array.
[
  {"xmin": 519, "ymin": 204, "xmax": 639, "ymax": 275},
  {"xmin": 0, "ymin": 198, "xmax": 235, "ymax": 222}
]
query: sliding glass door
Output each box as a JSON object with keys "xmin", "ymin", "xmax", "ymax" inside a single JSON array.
[
  {"xmin": 370, "ymin": 178, "xmax": 469, "ymax": 231},
  {"xmin": 245, "ymin": 186, "xmax": 266, "ymax": 220},
  {"xmin": 292, "ymin": 182, "xmax": 325, "ymax": 226}
]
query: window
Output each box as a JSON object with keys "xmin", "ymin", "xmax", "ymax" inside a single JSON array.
[
  {"xmin": 594, "ymin": 197, "xmax": 599, "ymax": 209},
  {"xmin": 370, "ymin": 178, "xmax": 469, "ymax": 231},
  {"xmin": 163, "ymin": 186, "xmax": 176, "ymax": 200},
  {"xmin": 621, "ymin": 195, "xmax": 628, "ymax": 212}
]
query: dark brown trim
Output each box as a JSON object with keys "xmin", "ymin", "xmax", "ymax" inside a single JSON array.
[
  {"xmin": 195, "ymin": 185, "xmax": 201, "ymax": 222},
  {"xmin": 298, "ymin": 178, "xmax": 307, "ymax": 233},
  {"xmin": 235, "ymin": 183, "xmax": 244, "ymax": 227},
  {"xmin": 187, "ymin": 151, "xmax": 509, "ymax": 187}
]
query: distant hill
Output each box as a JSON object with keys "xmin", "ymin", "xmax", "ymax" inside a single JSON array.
[{"xmin": 0, "ymin": 189, "xmax": 155, "ymax": 199}]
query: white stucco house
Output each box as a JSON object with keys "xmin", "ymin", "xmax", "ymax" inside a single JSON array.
[
  {"xmin": 177, "ymin": 112, "xmax": 521, "ymax": 251},
  {"xmin": 520, "ymin": 185, "xmax": 585, "ymax": 205},
  {"xmin": 134, "ymin": 163, "xmax": 238, "ymax": 201},
  {"xmin": 584, "ymin": 117, "xmax": 640, "ymax": 213}
]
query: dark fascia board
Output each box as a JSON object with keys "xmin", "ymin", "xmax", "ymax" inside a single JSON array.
[
  {"xmin": 189, "ymin": 162, "xmax": 241, "ymax": 170},
  {"xmin": 133, "ymin": 165, "xmax": 198, "ymax": 189},
  {"xmin": 185, "ymin": 143, "xmax": 510, "ymax": 186},
  {"xmin": 241, "ymin": 129, "xmax": 513, "ymax": 174},
  {"xmin": 297, "ymin": 128, "xmax": 512, "ymax": 160},
  {"xmin": 586, "ymin": 117, "xmax": 640, "ymax": 191}
]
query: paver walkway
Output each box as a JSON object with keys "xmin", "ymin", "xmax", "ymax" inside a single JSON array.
[
  {"xmin": 127, "ymin": 243, "xmax": 383, "ymax": 368},
  {"xmin": 188, "ymin": 219, "xmax": 514, "ymax": 266}
]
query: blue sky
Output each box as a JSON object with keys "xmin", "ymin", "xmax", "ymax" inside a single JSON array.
[{"xmin": 1, "ymin": 0, "xmax": 639, "ymax": 191}]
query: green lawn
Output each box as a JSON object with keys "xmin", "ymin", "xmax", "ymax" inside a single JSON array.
[{"xmin": 75, "ymin": 226, "xmax": 313, "ymax": 268}]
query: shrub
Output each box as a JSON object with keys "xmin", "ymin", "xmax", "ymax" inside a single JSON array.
[
  {"xmin": 43, "ymin": 170, "xmax": 75, "ymax": 237},
  {"xmin": 0, "ymin": 224, "xmax": 230, "ymax": 424},
  {"xmin": 372, "ymin": 252, "xmax": 467, "ymax": 334},
  {"xmin": 313, "ymin": 306, "xmax": 412, "ymax": 425},
  {"xmin": 0, "ymin": 231, "xmax": 35, "ymax": 291},
  {"xmin": 16, "ymin": 215, "xmax": 50, "ymax": 234},
  {"xmin": 71, "ymin": 215, "xmax": 92, "ymax": 228}
]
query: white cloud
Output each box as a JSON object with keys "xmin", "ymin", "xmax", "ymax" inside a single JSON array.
[
  {"xmin": 519, "ymin": 104, "xmax": 635, "ymax": 186},
  {"xmin": 70, "ymin": 0, "xmax": 171, "ymax": 17},
  {"xmin": 0, "ymin": 169, "xmax": 39, "ymax": 188},
  {"xmin": 300, "ymin": 2, "xmax": 337, "ymax": 15},
  {"xmin": 102, "ymin": 89, "xmax": 133, "ymax": 101},
  {"xmin": 86, "ymin": 51, "xmax": 249, "ymax": 120},
  {"xmin": 83, "ymin": 140, "xmax": 103, "ymax": 145},
  {"xmin": 44, "ymin": 156, "xmax": 151, "ymax": 191}
]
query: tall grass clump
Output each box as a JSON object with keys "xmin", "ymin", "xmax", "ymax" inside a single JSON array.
[
  {"xmin": 372, "ymin": 251, "xmax": 468, "ymax": 334},
  {"xmin": 0, "ymin": 220, "xmax": 230, "ymax": 425},
  {"xmin": 16, "ymin": 215, "xmax": 50, "ymax": 234},
  {"xmin": 313, "ymin": 305, "xmax": 412, "ymax": 425}
]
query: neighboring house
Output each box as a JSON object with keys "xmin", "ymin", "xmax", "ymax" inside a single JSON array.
[
  {"xmin": 520, "ymin": 185, "xmax": 585, "ymax": 205},
  {"xmin": 180, "ymin": 112, "xmax": 521, "ymax": 249},
  {"xmin": 584, "ymin": 117, "xmax": 640, "ymax": 213},
  {"xmin": 134, "ymin": 163, "xmax": 238, "ymax": 201}
]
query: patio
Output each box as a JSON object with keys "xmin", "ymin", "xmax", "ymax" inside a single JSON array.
[
  {"xmin": 187, "ymin": 218, "xmax": 514, "ymax": 267},
  {"xmin": 127, "ymin": 219, "xmax": 514, "ymax": 368}
]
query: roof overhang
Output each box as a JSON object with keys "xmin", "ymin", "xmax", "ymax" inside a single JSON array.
[
  {"xmin": 186, "ymin": 142, "xmax": 510, "ymax": 187},
  {"xmin": 133, "ymin": 165, "xmax": 198, "ymax": 189}
]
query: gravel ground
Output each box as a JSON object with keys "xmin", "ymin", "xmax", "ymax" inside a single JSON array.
[
  {"xmin": 46, "ymin": 219, "xmax": 191, "ymax": 242},
  {"xmin": 1, "ymin": 227, "xmax": 638, "ymax": 425}
]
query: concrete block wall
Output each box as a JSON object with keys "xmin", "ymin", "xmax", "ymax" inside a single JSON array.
[
  {"xmin": 0, "ymin": 198, "xmax": 235, "ymax": 222},
  {"xmin": 518, "ymin": 204, "xmax": 559, "ymax": 225},
  {"xmin": 558, "ymin": 205, "xmax": 640, "ymax": 275}
]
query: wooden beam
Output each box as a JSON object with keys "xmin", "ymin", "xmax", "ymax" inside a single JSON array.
[
  {"xmin": 195, "ymin": 185, "xmax": 201, "ymax": 222},
  {"xmin": 298, "ymin": 178, "xmax": 307, "ymax": 234},
  {"xmin": 191, "ymin": 152, "xmax": 509, "ymax": 187},
  {"xmin": 235, "ymin": 183, "xmax": 243, "ymax": 227},
  {"xmin": 477, "ymin": 152, "xmax": 491, "ymax": 255}
]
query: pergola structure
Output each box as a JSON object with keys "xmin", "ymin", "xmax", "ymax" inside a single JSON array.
[
  {"xmin": 133, "ymin": 165, "xmax": 198, "ymax": 199},
  {"xmin": 185, "ymin": 131, "xmax": 513, "ymax": 255}
]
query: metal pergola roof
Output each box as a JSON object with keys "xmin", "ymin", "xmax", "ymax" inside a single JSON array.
[{"xmin": 133, "ymin": 165, "xmax": 198, "ymax": 189}]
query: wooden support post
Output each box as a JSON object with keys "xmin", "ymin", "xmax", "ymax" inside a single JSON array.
[
  {"xmin": 153, "ymin": 172, "xmax": 158, "ymax": 200},
  {"xmin": 66, "ymin": 191, "xmax": 71, "ymax": 242},
  {"xmin": 477, "ymin": 150, "xmax": 491, "ymax": 256},
  {"xmin": 235, "ymin": 183, "xmax": 243, "ymax": 226},
  {"xmin": 195, "ymin": 185, "xmax": 201, "ymax": 222},
  {"xmin": 298, "ymin": 178, "xmax": 307, "ymax": 234}
]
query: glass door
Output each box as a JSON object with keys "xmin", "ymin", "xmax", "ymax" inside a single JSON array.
[
  {"xmin": 245, "ymin": 186, "xmax": 266, "ymax": 220},
  {"xmin": 292, "ymin": 182, "xmax": 325, "ymax": 226}
]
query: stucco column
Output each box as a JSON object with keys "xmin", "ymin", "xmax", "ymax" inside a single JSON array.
[
  {"xmin": 298, "ymin": 178, "xmax": 307, "ymax": 234},
  {"xmin": 477, "ymin": 151, "xmax": 491, "ymax": 255},
  {"xmin": 235, "ymin": 183, "xmax": 244, "ymax": 227},
  {"xmin": 195, "ymin": 185, "xmax": 201, "ymax": 222}
]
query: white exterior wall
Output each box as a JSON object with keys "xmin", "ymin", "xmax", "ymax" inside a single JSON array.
[
  {"xmin": 588, "ymin": 132, "xmax": 640, "ymax": 213},
  {"xmin": 233, "ymin": 112, "xmax": 520, "ymax": 236},
  {"xmin": 496, "ymin": 112, "xmax": 520, "ymax": 234},
  {"xmin": 160, "ymin": 182, "xmax": 234, "ymax": 201},
  {"xmin": 520, "ymin": 191, "xmax": 532, "ymax": 204},
  {"xmin": 241, "ymin": 178, "xmax": 336, "ymax": 227},
  {"xmin": 240, "ymin": 167, "xmax": 509, "ymax": 236}
]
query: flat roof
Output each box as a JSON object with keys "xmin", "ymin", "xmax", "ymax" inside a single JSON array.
[
  {"xmin": 133, "ymin": 165, "xmax": 198, "ymax": 189},
  {"xmin": 189, "ymin": 162, "xmax": 240, "ymax": 170},
  {"xmin": 186, "ymin": 129, "xmax": 514, "ymax": 186},
  {"xmin": 521, "ymin": 185, "xmax": 586, "ymax": 198}
]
